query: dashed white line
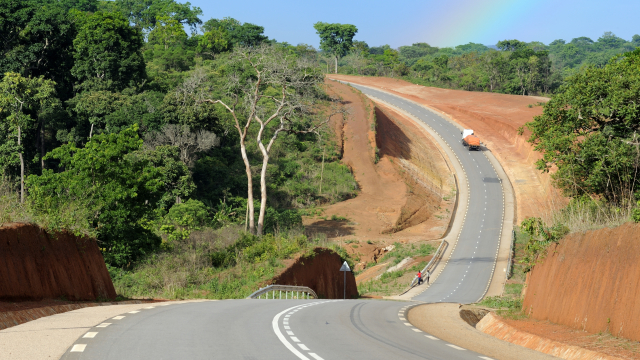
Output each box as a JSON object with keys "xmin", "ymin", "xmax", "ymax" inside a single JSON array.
[
  {"xmin": 70, "ymin": 344, "xmax": 86, "ymax": 352},
  {"xmin": 96, "ymin": 323, "xmax": 111, "ymax": 328},
  {"xmin": 112, "ymin": 316, "xmax": 125, "ymax": 320},
  {"xmin": 308, "ymin": 353, "xmax": 325, "ymax": 360},
  {"xmin": 425, "ymin": 335, "xmax": 439, "ymax": 340},
  {"xmin": 447, "ymin": 344, "xmax": 467, "ymax": 350},
  {"xmin": 83, "ymin": 332, "xmax": 98, "ymax": 339},
  {"xmin": 298, "ymin": 344, "xmax": 310, "ymax": 351}
]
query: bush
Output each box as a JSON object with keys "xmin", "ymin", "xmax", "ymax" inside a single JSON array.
[{"xmin": 166, "ymin": 199, "xmax": 210, "ymax": 228}]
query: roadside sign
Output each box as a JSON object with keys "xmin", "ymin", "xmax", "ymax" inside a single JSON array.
[
  {"xmin": 340, "ymin": 261, "xmax": 351, "ymax": 272},
  {"xmin": 340, "ymin": 261, "xmax": 350, "ymax": 299}
]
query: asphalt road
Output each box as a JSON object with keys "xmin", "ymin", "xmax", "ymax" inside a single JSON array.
[
  {"xmin": 343, "ymin": 83, "xmax": 505, "ymax": 304},
  {"xmin": 57, "ymin": 84, "xmax": 506, "ymax": 360},
  {"xmin": 60, "ymin": 300, "xmax": 494, "ymax": 360}
]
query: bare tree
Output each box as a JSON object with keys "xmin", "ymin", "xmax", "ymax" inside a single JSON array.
[
  {"xmin": 145, "ymin": 124, "xmax": 219, "ymax": 167},
  {"xmin": 199, "ymin": 44, "xmax": 345, "ymax": 235}
]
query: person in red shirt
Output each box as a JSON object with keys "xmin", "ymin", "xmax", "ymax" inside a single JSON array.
[{"xmin": 417, "ymin": 271, "xmax": 423, "ymax": 285}]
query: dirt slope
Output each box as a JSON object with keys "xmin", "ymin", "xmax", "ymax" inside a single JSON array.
[
  {"xmin": 327, "ymin": 74, "xmax": 566, "ymax": 222},
  {"xmin": 304, "ymin": 80, "xmax": 454, "ymax": 247},
  {"xmin": 0, "ymin": 223, "xmax": 116, "ymax": 301},
  {"xmin": 523, "ymin": 222, "xmax": 640, "ymax": 342},
  {"xmin": 271, "ymin": 248, "xmax": 358, "ymax": 299}
]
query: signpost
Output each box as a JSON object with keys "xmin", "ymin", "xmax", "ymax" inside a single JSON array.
[{"xmin": 340, "ymin": 261, "xmax": 350, "ymax": 300}]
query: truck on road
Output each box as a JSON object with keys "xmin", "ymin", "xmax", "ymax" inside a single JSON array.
[{"xmin": 461, "ymin": 129, "xmax": 481, "ymax": 151}]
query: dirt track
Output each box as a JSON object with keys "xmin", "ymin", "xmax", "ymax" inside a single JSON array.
[{"xmin": 327, "ymin": 74, "xmax": 567, "ymax": 222}]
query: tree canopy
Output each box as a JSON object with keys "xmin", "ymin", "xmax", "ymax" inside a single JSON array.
[{"xmin": 313, "ymin": 22, "xmax": 357, "ymax": 73}]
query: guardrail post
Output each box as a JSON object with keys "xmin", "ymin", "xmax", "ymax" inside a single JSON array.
[
  {"xmin": 296, "ymin": 291, "xmax": 299, "ymax": 299},
  {"xmin": 279, "ymin": 290, "xmax": 282, "ymax": 299}
]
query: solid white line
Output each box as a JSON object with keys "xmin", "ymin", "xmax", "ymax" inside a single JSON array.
[
  {"xmin": 272, "ymin": 304, "xmax": 313, "ymax": 360},
  {"xmin": 96, "ymin": 323, "xmax": 111, "ymax": 328},
  {"xmin": 425, "ymin": 335, "xmax": 439, "ymax": 340},
  {"xmin": 308, "ymin": 353, "xmax": 324, "ymax": 360},
  {"xmin": 83, "ymin": 332, "xmax": 98, "ymax": 339},
  {"xmin": 298, "ymin": 344, "xmax": 310, "ymax": 351},
  {"xmin": 70, "ymin": 344, "xmax": 86, "ymax": 352},
  {"xmin": 447, "ymin": 344, "xmax": 466, "ymax": 350}
]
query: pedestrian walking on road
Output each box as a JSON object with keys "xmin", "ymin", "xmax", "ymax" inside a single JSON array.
[
  {"xmin": 417, "ymin": 271, "xmax": 423, "ymax": 285},
  {"xmin": 425, "ymin": 270, "xmax": 430, "ymax": 285}
]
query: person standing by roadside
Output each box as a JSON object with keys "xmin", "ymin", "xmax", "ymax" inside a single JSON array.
[
  {"xmin": 417, "ymin": 271, "xmax": 423, "ymax": 285},
  {"xmin": 425, "ymin": 270, "xmax": 430, "ymax": 285}
]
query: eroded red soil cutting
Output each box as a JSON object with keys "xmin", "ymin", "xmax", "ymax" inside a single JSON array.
[{"xmin": 327, "ymin": 74, "xmax": 567, "ymax": 222}]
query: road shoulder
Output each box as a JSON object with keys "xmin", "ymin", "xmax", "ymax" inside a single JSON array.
[{"xmin": 408, "ymin": 303, "xmax": 558, "ymax": 360}]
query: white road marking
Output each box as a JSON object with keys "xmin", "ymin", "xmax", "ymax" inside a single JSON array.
[
  {"xmin": 479, "ymin": 357, "xmax": 495, "ymax": 360},
  {"xmin": 404, "ymin": 322, "xmax": 412, "ymax": 326},
  {"xmin": 96, "ymin": 323, "xmax": 111, "ymax": 328},
  {"xmin": 447, "ymin": 344, "xmax": 466, "ymax": 350},
  {"xmin": 308, "ymin": 353, "xmax": 325, "ymax": 360},
  {"xmin": 425, "ymin": 335, "xmax": 439, "ymax": 340},
  {"xmin": 272, "ymin": 303, "xmax": 312, "ymax": 360},
  {"xmin": 112, "ymin": 316, "xmax": 125, "ymax": 320},
  {"xmin": 287, "ymin": 331, "xmax": 295, "ymax": 336},
  {"xmin": 128, "ymin": 311, "xmax": 140, "ymax": 314},
  {"xmin": 298, "ymin": 344, "xmax": 310, "ymax": 351},
  {"xmin": 83, "ymin": 332, "xmax": 98, "ymax": 338},
  {"xmin": 144, "ymin": 306, "xmax": 155, "ymax": 309},
  {"xmin": 399, "ymin": 317, "xmax": 406, "ymax": 321},
  {"xmin": 291, "ymin": 337, "xmax": 300, "ymax": 342},
  {"xmin": 70, "ymin": 344, "xmax": 86, "ymax": 352},
  {"xmin": 412, "ymin": 329, "xmax": 422, "ymax": 332}
]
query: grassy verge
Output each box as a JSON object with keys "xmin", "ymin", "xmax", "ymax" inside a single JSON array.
[
  {"xmin": 110, "ymin": 226, "xmax": 355, "ymax": 299},
  {"xmin": 357, "ymin": 242, "xmax": 435, "ymax": 297}
]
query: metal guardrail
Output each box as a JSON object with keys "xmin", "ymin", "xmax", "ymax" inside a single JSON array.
[
  {"xmin": 246, "ymin": 285, "xmax": 318, "ymax": 300},
  {"xmin": 407, "ymin": 240, "xmax": 447, "ymax": 289}
]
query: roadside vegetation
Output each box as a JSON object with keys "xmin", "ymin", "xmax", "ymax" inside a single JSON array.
[{"xmin": 357, "ymin": 242, "xmax": 435, "ymax": 297}]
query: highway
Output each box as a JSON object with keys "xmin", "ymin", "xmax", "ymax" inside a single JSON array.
[{"xmin": 57, "ymin": 85, "xmax": 506, "ymax": 360}]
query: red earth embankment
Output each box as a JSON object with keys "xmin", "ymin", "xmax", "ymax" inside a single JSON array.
[
  {"xmin": 271, "ymin": 248, "xmax": 358, "ymax": 299},
  {"xmin": 0, "ymin": 223, "xmax": 116, "ymax": 301},
  {"xmin": 523, "ymin": 222, "xmax": 640, "ymax": 342},
  {"xmin": 327, "ymin": 74, "xmax": 567, "ymax": 222}
]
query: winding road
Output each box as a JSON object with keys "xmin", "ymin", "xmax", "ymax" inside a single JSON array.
[{"xmin": 58, "ymin": 84, "xmax": 508, "ymax": 360}]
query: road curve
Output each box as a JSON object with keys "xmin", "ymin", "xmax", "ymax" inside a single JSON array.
[
  {"xmin": 57, "ymin": 83, "xmax": 508, "ymax": 360},
  {"xmin": 59, "ymin": 300, "xmax": 494, "ymax": 360},
  {"xmin": 340, "ymin": 82, "xmax": 505, "ymax": 304}
]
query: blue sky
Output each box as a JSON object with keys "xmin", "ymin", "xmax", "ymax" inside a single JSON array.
[{"xmin": 188, "ymin": 0, "xmax": 640, "ymax": 48}]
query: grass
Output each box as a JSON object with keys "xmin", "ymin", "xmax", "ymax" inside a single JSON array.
[
  {"xmin": 357, "ymin": 242, "xmax": 435, "ymax": 297},
  {"xmin": 110, "ymin": 226, "xmax": 355, "ymax": 299}
]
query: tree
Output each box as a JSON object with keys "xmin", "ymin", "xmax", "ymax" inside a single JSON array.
[
  {"xmin": 524, "ymin": 49, "xmax": 640, "ymax": 203},
  {"xmin": 497, "ymin": 39, "xmax": 526, "ymax": 52},
  {"xmin": 196, "ymin": 27, "xmax": 231, "ymax": 59},
  {"xmin": 199, "ymin": 45, "xmax": 340, "ymax": 235},
  {"xmin": 313, "ymin": 22, "xmax": 358, "ymax": 73},
  {"xmin": 203, "ymin": 17, "xmax": 268, "ymax": 48},
  {"xmin": 27, "ymin": 125, "xmax": 167, "ymax": 266},
  {"xmin": 144, "ymin": 124, "xmax": 219, "ymax": 168},
  {"xmin": 147, "ymin": 16, "xmax": 188, "ymax": 50},
  {"xmin": 0, "ymin": 73, "xmax": 57, "ymax": 203},
  {"xmin": 115, "ymin": 0, "xmax": 202, "ymax": 33},
  {"xmin": 0, "ymin": 0, "xmax": 76, "ymax": 100},
  {"xmin": 72, "ymin": 11, "xmax": 146, "ymax": 91}
]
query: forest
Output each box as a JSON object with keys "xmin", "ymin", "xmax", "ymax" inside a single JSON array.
[
  {"xmin": 337, "ymin": 32, "xmax": 640, "ymax": 95},
  {"xmin": 1, "ymin": 0, "xmax": 640, "ymax": 298}
]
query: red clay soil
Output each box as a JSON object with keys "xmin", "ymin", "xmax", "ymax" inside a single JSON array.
[
  {"xmin": 498, "ymin": 316, "xmax": 640, "ymax": 360},
  {"xmin": 0, "ymin": 223, "xmax": 116, "ymax": 301},
  {"xmin": 327, "ymin": 74, "xmax": 567, "ymax": 222},
  {"xmin": 305, "ymin": 80, "xmax": 454, "ymax": 256},
  {"xmin": 271, "ymin": 248, "xmax": 358, "ymax": 299},
  {"xmin": 523, "ymin": 222, "xmax": 640, "ymax": 343}
]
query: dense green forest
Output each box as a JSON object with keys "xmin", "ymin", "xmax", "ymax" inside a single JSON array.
[
  {"xmin": 336, "ymin": 32, "xmax": 640, "ymax": 95},
  {"xmin": 0, "ymin": 0, "xmax": 358, "ymax": 275}
]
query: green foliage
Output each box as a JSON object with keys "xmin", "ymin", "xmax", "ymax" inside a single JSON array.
[
  {"xmin": 203, "ymin": 17, "xmax": 268, "ymax": 48},
  {"xmin": 314, "ymin": 22, "xmax": 358, "ymax": 67},
  {"xmin": 72, "ymin": 11, "xmax": 146, "ymax": 91},
  {"xmin": 524, "ymin": 48, "xmax": 640, "ymax": 202},
  {"xmin": 166, "ymin": 199, "xmax": 209, "ymax": 227},
  {"xmin": 519, "ymin": 217, "xmax": 568, "ymax": 272},
  {"xmin": 27, "ymin": 125, "xmax": 166, "ymax": 266},
  {"xmin": 113, "ymin": 0, "xmax": 203, "ymax": 33}
]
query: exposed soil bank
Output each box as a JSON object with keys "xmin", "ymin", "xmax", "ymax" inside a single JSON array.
[
  {"xmin": 477, "ymin": 312, "xmax": 624, "ymax": 360},
  {"xmin": 327, "ymin": 74, "xmax": 567, "ymax": 222},
  {"xmin": 0, "ymin": 223, "xmax": 116, "ymax": 301},
  {"xmin": 271, "ymin": 248, "xmax": 358, "ymax": 299},
  {"xmin": 524, "ymin": 222, "xmax": 640, "ymax": 342}
]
